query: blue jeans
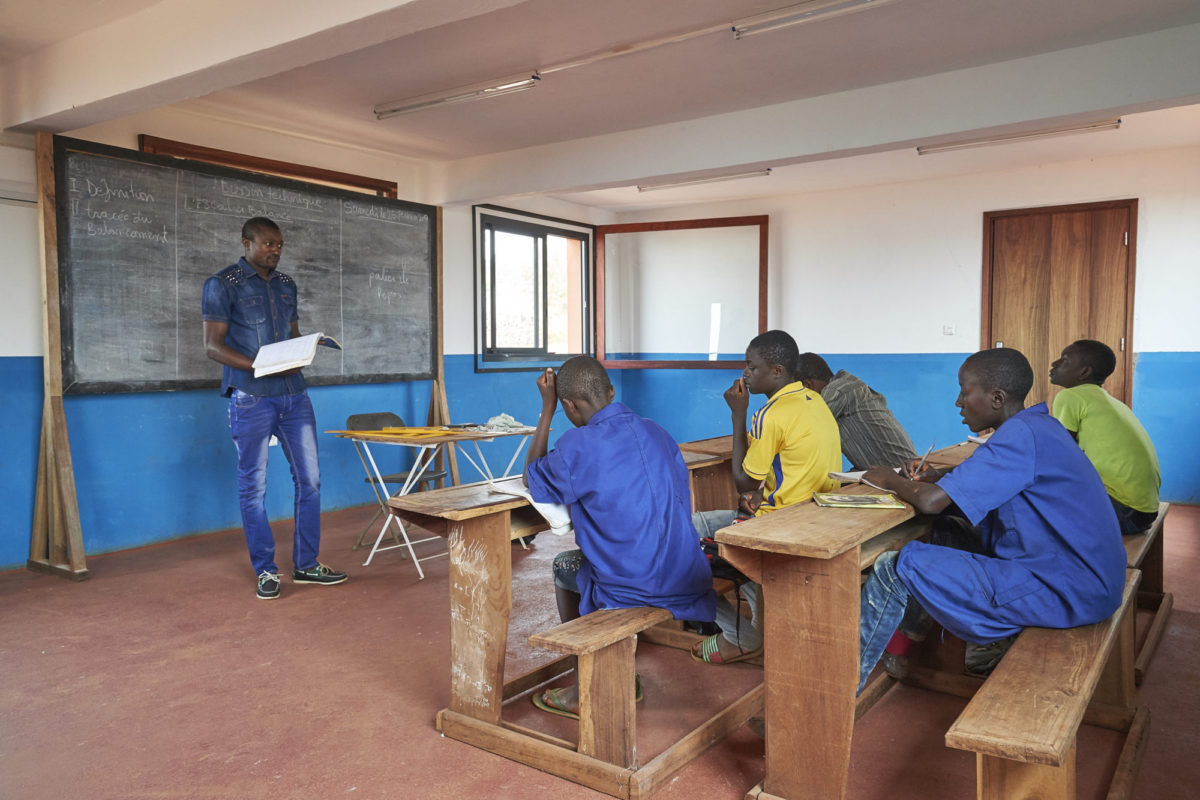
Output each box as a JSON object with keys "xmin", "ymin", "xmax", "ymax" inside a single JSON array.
[
  {"xmin": 859, "ymin": 550, "xmax": 910, "ymax": 693},
  {"xmin": 228, "ymin": 389, "xmax": 322, "ymax": 575}
]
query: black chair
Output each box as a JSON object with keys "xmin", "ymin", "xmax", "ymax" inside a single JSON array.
[{"xmin": 346, "ymin": 412, "xmax": 448, "ymax": 570}]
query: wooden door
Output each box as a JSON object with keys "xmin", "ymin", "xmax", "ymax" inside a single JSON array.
[{"xmin": 983, "ymin": 200, "xmax": 1137, "ymax": 407}]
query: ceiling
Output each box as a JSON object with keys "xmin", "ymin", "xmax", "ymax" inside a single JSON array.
[{"xmin": 4, "ymin": 0, "xmax": 1200, "ymax": 210}]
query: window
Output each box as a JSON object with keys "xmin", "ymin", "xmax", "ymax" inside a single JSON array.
[{"xmin": 473, "ymin": 205, "xmax": 593, "ymax": 368}]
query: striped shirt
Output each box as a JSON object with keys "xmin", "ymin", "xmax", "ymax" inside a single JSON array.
[{"xmin": 821, "ymin": 371, "xmax": 917, "ymax": 470}]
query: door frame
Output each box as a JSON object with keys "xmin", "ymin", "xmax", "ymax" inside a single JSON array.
[{"xmin": 980, "ymin": 198, "xmax": 1138, "ymax": 405}]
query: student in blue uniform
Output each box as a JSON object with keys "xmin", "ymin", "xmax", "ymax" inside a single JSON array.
[
  {"xmin": 524, "ymin": 356, "xmax": 716, "ymax": 717},
  {"xmin": 858, "ymin": 348, "xmax": 1126, "ymax": 691}
]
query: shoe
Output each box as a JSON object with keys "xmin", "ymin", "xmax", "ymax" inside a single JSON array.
[
  {"xmin": 964, "ymin": 634, "xmax": 1017, "ymax": 676},
  {"xmin": 292, "ymin": 563, "xmax": 348, "ymax": 585},
  {"xmin": 691, "ymin": 633, "xmax": 763, "ymax": 665},
  {"xmin": 881, "ymin": 651, "xmax": 910, "ymax": 679},
  {"xmin": 257, "ymin": 571, "xmax": 281, "ymax": 600}
]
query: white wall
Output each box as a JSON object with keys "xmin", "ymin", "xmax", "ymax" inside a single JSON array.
[
  {"xmin": 0, "ymin": 142, "xmax": 41, "ymax": 357},
  {"xmin": 617, "ymin": 145, "xmax": 1200, "ymax": 354}
]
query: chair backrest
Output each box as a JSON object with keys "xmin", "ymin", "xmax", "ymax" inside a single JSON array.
[{"xmin": 346, "ymin": 412, "xmax": 405, "ymax": 431}]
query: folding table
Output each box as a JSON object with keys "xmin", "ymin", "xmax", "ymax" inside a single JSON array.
[{"xmin": 329, "ymin": 426, "xmax": 535, "ymax": 577}]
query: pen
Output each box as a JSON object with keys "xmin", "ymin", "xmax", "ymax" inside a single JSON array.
[{"xmin": 913, "ymin": 440, "xmax": 935, "ymax": 478}]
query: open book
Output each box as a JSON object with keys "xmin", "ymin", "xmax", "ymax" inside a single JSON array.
[
  {"xmin": 252, "ymin": 332, "xmax": 342, "ymax": 378},
  {"xmin": 813, "ymin": 492, "xmax": 906, "ymax": 509}
]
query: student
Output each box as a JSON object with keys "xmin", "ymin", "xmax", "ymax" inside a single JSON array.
[
  {"xmin": 201, "ymin": 217, "xmax": 347, "ymax": 600},
  {"xmin": 795, "ymin": 352, "xmax": 918, "ymax": 469},
  {"xmin": 857, "ymin": 348, "xmax": 1126, "ymax": 691},
  {"xmin": 524, "ymin": 356, "xmax": 716, "ymax": 717},
  {"xmin": 1050, "ymin": 339, "xmax": 1161, "ymax": 535},
  {"xmin": 691, "ymin": 331, "xmax": 842, "ymax": 664}
]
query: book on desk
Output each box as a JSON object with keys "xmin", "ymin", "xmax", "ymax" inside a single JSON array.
[{"xmin": 813, "ymin": 491, "xmax": 906, "ymax": 509}]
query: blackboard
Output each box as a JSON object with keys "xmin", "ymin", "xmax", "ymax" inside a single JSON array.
[{"xmin": 54, "ymin": 136, "xmax": 437, "ymax": 394}]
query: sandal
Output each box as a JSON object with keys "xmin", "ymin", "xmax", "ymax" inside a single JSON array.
[
  {"xmin": 532, "ymin": 674, "xmax": 645, "ymax": 720},
  {"xmin": 691, "ymin": 633, "xmax": 763, "ymax": 665},
  {"xmin": 532, "ymin": 686, "xmax": 579, "ymax": 720}
]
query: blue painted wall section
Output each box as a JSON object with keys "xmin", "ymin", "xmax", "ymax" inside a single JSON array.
[
  {"xmin": 1132, "ymin": 351, "xmax": 1200, "ymax": 505},
  {"xmin": 1, "ymin": 357, "xmax": 43, "ymax": 570},
  {"xmin": 616, "ymin": 353, "xmax": 970, "ymax": 467},
  {"xmin": 1, "ymin": 350, "xmax": 1195, "ymax": 570}
]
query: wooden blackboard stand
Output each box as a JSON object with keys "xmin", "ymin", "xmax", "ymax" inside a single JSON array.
[
  {"xmin": 30, "ymin": 132, "xmax": 89, "ymax": 580},
  {"xmin": 425, "ymin": 208, "xmax": 460, "ymax": 485}
]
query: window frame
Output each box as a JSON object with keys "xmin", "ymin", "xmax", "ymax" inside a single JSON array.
[{"xmin": 473, "ymin": 205, "xmax": 594, "ymax": 371}]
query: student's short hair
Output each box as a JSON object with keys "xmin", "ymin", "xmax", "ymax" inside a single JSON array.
[
  {"xmin": 556, "ymin": 356, "xmax": 612, "ymax": 406},
  {"xmin": 242, "ymin": 217, "xmax": 281, "ymax": 241},
  {"xmin": 795, "ymin": 352, "xmax": 834, "ymax": 383},
  {"xmin": 748, "ymin": 330, "xmax": 800, "ymax": 375},
  {"xmin": 962, "ymin": 348, "xmax": 1034, "ymax": 402},
  {"xmin": 1069, "ymin": 339, "xmax": 1117, "ymax": 383}
]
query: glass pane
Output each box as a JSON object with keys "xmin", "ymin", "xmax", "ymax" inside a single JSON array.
[
  {"xmin": 493, "ymin": 230, "xmax": 537, "ymax": 348},
  {"xmin": 482, "ymin": 228, "xmax": 492, "ymax": 347},
  {"xmin": 546, "ymin": 235, "xmax": 584, "ymax": 354}
]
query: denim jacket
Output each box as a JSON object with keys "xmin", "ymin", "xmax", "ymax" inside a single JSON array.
[{"xmin": 201, "ymin": 257, "xmax": 307, "ymax": 397}]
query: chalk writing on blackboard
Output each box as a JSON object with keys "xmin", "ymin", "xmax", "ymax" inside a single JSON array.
[{"xmin": 54, "ymin": 136, "xmax": 438, "ymax": 394}]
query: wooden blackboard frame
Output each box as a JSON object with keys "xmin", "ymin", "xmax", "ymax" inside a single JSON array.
[{"xmin": 53, "ymin": 135, "xmax": 438, "ymax": 394}]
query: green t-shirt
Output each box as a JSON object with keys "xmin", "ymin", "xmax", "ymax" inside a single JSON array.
[{"xmin": 1051, "ymin": 384, "xmax": 1160, "ymax": 513}]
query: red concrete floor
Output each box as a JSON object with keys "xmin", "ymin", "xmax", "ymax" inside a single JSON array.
[{"xmin": 1, "ymin": 504, "xmax": 1197, "ymax": 799}]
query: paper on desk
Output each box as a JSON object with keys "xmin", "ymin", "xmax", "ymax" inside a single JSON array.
[
  {"xmin": 485, "ymin": 476, "xmax": 572, "ymax": 536},
  {"xmin": 967, "ymin": 432, "xmax": 992, "ymax": 444},
  {"xmin": 829, "ymin": 467, "xmax": 900, "ymax": 491}
]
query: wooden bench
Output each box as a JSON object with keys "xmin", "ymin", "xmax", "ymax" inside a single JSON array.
[
  {"xmin": 943, "ymin": 569, "xmax": 1148, "ymax": 800},
  {"xmin": 525, "ymin": 606, "xmax": 763, "ymax": 799},
  {"xmin": 1123, "ymin": 502, "xmax": 1171, "ymax": 683}
]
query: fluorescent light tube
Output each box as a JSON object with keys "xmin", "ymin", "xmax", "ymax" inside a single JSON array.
[
  {"xmin": 916, "ymin": 118, "xmax": 1122, "ymax": 155},
  {"xmin": 374, "ymin": 72, "xmax": 539, "ymax": 120},
  {"xmin": 637, "ymin": 168, "xmax": 771, "ymax": 192},
  {"xmin": 733, "ymin": 0, "xmax": 900, "ymax": 38}
]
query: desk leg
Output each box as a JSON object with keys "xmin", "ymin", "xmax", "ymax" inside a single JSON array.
[
  {"xmin": 446, "ymin": 511, "xmax": 512, "ymax": 724},
  {"xmin": 759, "ymin": 548, "xmax": 860, "ymax": 800}
]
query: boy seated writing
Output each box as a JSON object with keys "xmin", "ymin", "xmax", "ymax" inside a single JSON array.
[
  {"xmin": 858, "ymin": 348, "xmax": 1126, "ymax": 691},
  {"xmin": 1050, "ymin": 339, "xmax": 1161, "ymax": 535},
  {"xmin": 691, "ymin": 330, "xmax": 842, "ymax": 665},
  {"xmin": 524, "ymin": 356, "xmax": 716, "ymax": 717}
]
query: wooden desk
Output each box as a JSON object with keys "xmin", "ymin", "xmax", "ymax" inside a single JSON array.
[
  {"xmin": 715, "ymin": 485, "xmax": 922, "ymax": 800},
  {"xmin": 389, "ymin": 456, "xmax": 759, "ymax": 797},
  {"xmin": 924, "ymin": 440, "xmax": 979, "ymax": 470},
  {"xmin": 678, "ymin": 435, "xmax": 734, "ymax": 458},
  {"xmin": 679, "ymin": 448, "xmax": 739, "ymax": 512}
]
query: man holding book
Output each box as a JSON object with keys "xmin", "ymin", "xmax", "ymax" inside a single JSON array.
[{"xmin": 201, "ymin": 217, "xmax": 347, "ymax": 600}]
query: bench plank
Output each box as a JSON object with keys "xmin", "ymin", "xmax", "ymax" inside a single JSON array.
[
  {"xmin": 530, "ymin": 607, "xmax": 674, "ymax": 656},
  {"xmin": 1123, "ymin": 502, "xmax": 1169, "ymax": 591},
  {"xmin": 945, "ymin": 570, "xmax": 1141, "ymax": 766}
]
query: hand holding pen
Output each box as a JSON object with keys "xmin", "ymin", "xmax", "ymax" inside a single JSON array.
[{"xmin": 902, "ymin": 441, "xmax": 938, "ymax": 481}]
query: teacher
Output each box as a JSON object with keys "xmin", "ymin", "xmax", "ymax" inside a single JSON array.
[{"xmin": 201, "ymin": 216, "xmax": 347, "ymax": 600}]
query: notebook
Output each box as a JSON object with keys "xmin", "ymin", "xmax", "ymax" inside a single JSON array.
[{"xmin": 484, "ymin": 476, "xmax": 572, "ymax": 536}]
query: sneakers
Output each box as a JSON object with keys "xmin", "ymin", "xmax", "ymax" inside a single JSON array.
[
  {"xmin": 881, "ymin": 651, "xmax": 910, "ymax": 680},
  {"xmin": 964, "ymin": 634, "xmax": 1017, "ymax": 676},
  {"xmin": 292, "ymin": 563, "xmax": 348, "ymax": 586},
  {"xmin": 256, "ymin": 571, "xmax": 281, "ymax": 600}
]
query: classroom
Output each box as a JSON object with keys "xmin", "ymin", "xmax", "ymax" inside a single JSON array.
[{"xmin": 2, "ymin": 2, "xmax": 1199, "ymax": 798}]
